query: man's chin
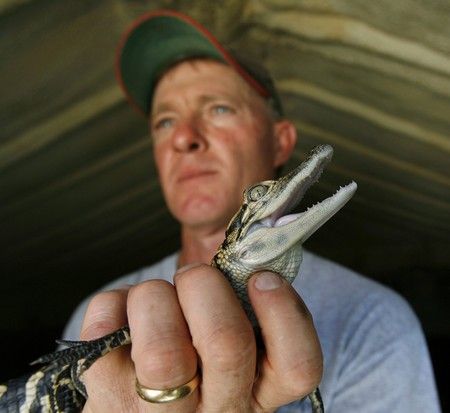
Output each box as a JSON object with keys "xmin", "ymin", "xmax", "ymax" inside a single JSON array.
[
  {"xmin": 179, "ymin": 211, "xmax": 226, "ymax": 229},
  {"xmin": 173, "ymin": 200, "xmax": 235, "ymax": 230}
]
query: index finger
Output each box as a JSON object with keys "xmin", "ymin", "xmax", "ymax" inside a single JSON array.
[{"xmin": 80, "ymin": 288, "xmax": 139, "ymax": 412}]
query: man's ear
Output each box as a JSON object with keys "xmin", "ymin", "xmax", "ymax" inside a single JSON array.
[{"xmin": 273, "ymin": 120, "xmax": 298, "ymax": 168}]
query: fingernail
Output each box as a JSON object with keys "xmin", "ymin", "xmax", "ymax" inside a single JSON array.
[
  {"xmin": 175, "ymin": 262, "xmax": 202, "ymax": 275},
  {"xmin": 254, "ymin": 272, "xmax": 282, "ymax": 291}
]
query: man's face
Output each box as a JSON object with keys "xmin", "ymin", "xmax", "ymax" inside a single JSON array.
[{"xmin": 150, "ymin": 60, "xmax": 290, "ymax": 230}]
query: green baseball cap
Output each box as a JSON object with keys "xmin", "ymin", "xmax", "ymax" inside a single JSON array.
[{"xmin": 115, "ymin": 9, "xmax": 283, "ymax": 117}]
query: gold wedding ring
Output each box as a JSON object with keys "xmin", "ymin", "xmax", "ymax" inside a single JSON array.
[{"xmin": 136, "ymin": 373, "xmax": 200, "ymax": 403}]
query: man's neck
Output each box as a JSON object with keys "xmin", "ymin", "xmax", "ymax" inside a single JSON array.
[{"xmin": 177, "ymin": 224, "xmax": 226, "ymax": 268}]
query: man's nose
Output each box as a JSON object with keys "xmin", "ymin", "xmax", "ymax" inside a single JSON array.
[{"xmin": 172, "ymin": 118, "xmax": 207, "ymax": 153}]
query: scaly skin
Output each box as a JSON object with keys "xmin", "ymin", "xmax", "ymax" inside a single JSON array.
[{"xmin": 0, "ymin": 144, "xmax": 357, "ymax": 412}]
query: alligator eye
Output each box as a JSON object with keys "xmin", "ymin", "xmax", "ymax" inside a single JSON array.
[
  {"xmin": 240, "ymin": 249, "xmax": 249, "ymax": 259},
  {"xmin": 248, "ymin": 184, "xmax": 268, "ymax": 201}
]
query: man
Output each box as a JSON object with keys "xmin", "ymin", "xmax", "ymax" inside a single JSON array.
[{"xmin": 63, "ymin": 10, "xmax": 440, "ymax": 412}]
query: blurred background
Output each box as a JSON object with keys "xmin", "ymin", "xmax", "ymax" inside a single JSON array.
[{"xmin": 1, "ymin": 0, "xmax": 448, "ymax": 408}]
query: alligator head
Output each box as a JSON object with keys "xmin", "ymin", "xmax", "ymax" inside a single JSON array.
[{"xmin": 212, "ymin": 144, "xmax": 357, "ymax": 320}]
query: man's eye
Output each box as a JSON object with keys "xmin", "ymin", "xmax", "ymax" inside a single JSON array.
[
  {"xmin": 154, "ymin": 118, "xmax": 174, "ymax": 129},
  {"xmin": 212, "ymin": 105, "xmax": 233, "ymax": 115}
]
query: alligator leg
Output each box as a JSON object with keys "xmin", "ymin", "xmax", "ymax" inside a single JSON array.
[{"xmin": 0, "ymin": 326, "xmax": 131, "ymax": 412}]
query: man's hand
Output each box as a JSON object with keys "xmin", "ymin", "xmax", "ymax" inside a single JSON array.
[{"xmin": 81, "ymin": 264, "xmax": 323, "ymax": 413}]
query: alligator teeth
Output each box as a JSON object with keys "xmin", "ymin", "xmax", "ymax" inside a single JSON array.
[{"xmin": 272, "ymin": 182, "xmax": 357, "ymax": 229}]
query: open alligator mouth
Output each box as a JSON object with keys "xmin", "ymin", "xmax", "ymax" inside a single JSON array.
[
  {"xmin": 241, "ymin": 145, "xmax": 357, "ymax": 265},
  {"xmin": 268, "ymin": 182, "xmax": 356, "ymax": 228}
]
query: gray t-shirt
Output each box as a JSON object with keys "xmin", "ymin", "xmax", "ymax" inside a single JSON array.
[{"xmin": 63, "ymin": 250, "xmax": 441, "ymax": 412}]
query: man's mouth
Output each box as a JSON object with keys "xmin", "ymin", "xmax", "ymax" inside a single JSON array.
[{"xmin": 177, "ymin": 169, "xmax": 217, "ymax": 183}]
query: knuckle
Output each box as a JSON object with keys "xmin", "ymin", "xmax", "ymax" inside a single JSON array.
[
  {"xmin": 140, "ymin": 346, "xmax": 186, "ymax": 373},
  {"xmin": 176, "ymin": 262, "xmax": 211, "ymax": 277},
  {"xmin": 198, "ymin": 320, "xmax": 255, "ymax": 373},
  {"xmin": 88, "ymin": 289, "xmax": 126, "ymax": 309},
  {"xmin": 175, "ymin": 263, "xmax": 221, "ymax": 285},
  {"xmin": 81, "ymin": 290, "xmax": 127, "ymax": 340},
  {"xmin": 129, "ymin": 279, "xmax": 172, "ymax": 299},
  {"xmin": 80, "ymin": 321, "xmax": 116, "ymax": 341},
  {"xmin": 279, "ymin": 358, "xmax": 323, "ymax": 396},
  {"xmin": 134, "ymin": 337, "xmax": 195, "ymax": 385}
]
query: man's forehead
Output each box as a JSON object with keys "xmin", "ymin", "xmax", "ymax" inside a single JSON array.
[
  {"xmin": 151, "ymin": 59, "xmax": 256, "ymax": 112},
  {"xmin": 163, "ymin": 58, "xmax": 227, "ymax": 75},
  {"xmin": 155, "ymin": 58, "xmax": 244, "ymax": 89}
]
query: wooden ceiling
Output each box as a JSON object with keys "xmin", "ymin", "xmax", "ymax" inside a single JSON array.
[{"xmin": 1, "ymin": 0, "xmax": 449, "ymax": 358}]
